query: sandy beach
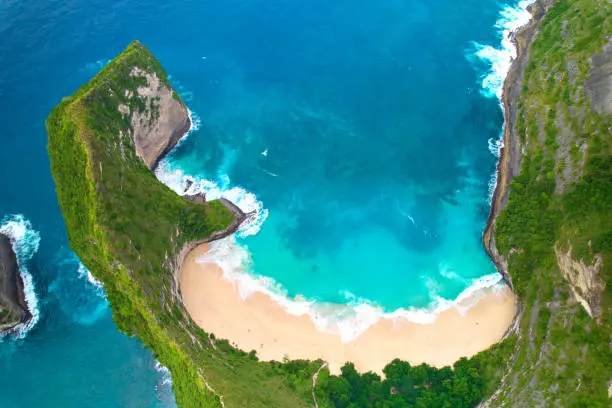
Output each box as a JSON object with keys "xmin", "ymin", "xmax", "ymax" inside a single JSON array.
[{"xmin": 179, "ymin": 243, "xmax": 516, "ymax": 375}]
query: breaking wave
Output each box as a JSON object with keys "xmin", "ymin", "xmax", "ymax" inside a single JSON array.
[
  {"xmin": 0, "ymin": 214, "xmax": 41, "ymax": 338},
  {"xmin": 154, "ymin": 360, "xmax": 176, "ymax": 407},
  {"xmin": 198, "ymin": 236, "xmax": 505, "ymax": 342},
  {"xmin": 155, "ymin": 161, "xmax": 268, "ymax": 238},
  {"xmin": 160, "ymin": 93, "xmax": 510, "ymax": 342},
  {"xmin": 468, "ymin": 0, "xmax": 535, "ymax": 100},
  {"xmin": 467, "ymin": 1, "xmax": 535, "ymax": 198}
]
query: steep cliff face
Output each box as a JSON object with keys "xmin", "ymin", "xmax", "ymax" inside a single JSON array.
[
  {"xmin": 118, "ymin": 67, "xmax": 191, "ymax": 169},
  {"xmin": 554, "ymin": 244, "xmax": 604, "ymax": 319},
  {"xmin": 0, "ymin": 233, "xmax": 30, "ymax": 332},
  {"xmin": 483, "ymin": 0, "xmax": 612, "ymax": 406},
  {"xmin": 484, "ymin": 0, "xmax": 555, "ymax": 297}
]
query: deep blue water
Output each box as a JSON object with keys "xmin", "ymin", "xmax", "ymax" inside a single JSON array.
[{"xmin": 0, "ymin": 0, "xmax": 526, "ymax": 406}]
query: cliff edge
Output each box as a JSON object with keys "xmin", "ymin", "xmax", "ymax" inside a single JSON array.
[
  {"xmin": 47, "ymin": 41, "xmax": 319, "ymax": 408},
  {"xmin": 119, "ymin": 66, "xmax": 191, "ymax": 169},
  {"xmin": 0, "ymin": 233, "xmax": 31, "ymax": 332},
  {"xmin": 483, "ymin": 0, "xmax": 556, "ymax": 336},
  {"xmin": 482, "ymin": 0, "xmax": 612, "ymax": 405}
]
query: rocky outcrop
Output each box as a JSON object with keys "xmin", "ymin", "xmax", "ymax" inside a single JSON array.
[
  {"xmin": 0, "ymin": 233, "xmax": 31, "ymax": 332},
  {"xmin": 586, "ymin": 39, "xmax": 612, "ymax": 116},
  {"xmin": 118, "ymin": 67, "xmax": 191, "ymax": 170},
  {"xmin": 555, "ymin": 244, "xmax": 605, "ymax": 319}
]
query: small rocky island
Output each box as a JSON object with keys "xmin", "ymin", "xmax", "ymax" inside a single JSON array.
[{"xmin": 0, "ymin": 233, "xmax": 31, "ymax": 332}]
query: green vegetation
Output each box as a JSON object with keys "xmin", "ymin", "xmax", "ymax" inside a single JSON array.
[
  {"xmin": 0, "ymin": 308, "xmax": 16, "ymax": 325},
  {"xmin": 316, "ymin": 339, "xmax": 516, "ymax": 408},
  {"xmin": 490, "ymin": 0, "xmax": 612, "ymax": 405},
  {"xmin": 48, "ymin": 0, "xmax": 612, "ymax": 404},
  {"xmin": 47, "ymin": 41, "xmax": 321, "ymax": 408}
]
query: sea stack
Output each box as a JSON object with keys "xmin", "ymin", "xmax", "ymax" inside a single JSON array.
[{"xmin": 0, "ymin": 233, "xmax": 31, "ymax": 333}]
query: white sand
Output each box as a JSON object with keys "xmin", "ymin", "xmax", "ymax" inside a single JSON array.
[{"xmin": 180, "ymin": 243, "xmax": 516, "ymax": 374}]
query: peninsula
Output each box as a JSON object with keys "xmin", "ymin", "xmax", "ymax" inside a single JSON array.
[{"xmin": 47, "ymin": 0, "xmax": 612, "ymax": 404}]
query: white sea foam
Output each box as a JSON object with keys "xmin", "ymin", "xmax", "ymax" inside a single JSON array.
[
  {"xmin": 471, "ymin": 1, "xmax": 535, "ymax": 198},
  {"xmin": 154, "ymin": 360, "xmax": 173, "ymax": 387},
  {"xmin": 153, "ymin": 360, "xmax": 176, "ymax": 406},
  {"xmin": 169, "ymin": 108, "xmax": 201, "ymax": 152},
  {"xmin": 196, "ymin": 236, "xmax": 505, "ymax": 342},
  {"xmin": 161, "ymin": 101, "xmax": 508, "ymax": 343},
  {"xmin": 155, "ymin": 161, "xmax": 268, "ymax": 238},
  {"xmin": 470, "ymin": 0, "xmax": 536, "ymax": 100},
  {"xmin": 77, "ymin": 262, "xmax": 106, "ymax": 298},
  {"xmin": 156, "ymin": 108, "xmax": 267, "ymax": 237},
  {"xmin": 0, "ymin": 214, "xmax": 41, "ymax": 338}
]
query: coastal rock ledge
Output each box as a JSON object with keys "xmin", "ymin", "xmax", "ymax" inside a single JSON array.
[{"xmin": 0, "ymin": 233, "xmax": 31, "ymax": 333}]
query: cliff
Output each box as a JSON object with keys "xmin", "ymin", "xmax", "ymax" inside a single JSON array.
[
  {"xmin": 47, "ymin": 41, "xmax": 321, "ymax": 408},
  {"xmin": 119, "ymin": 66, "xmax": 191, "ymax": 169},
  {"xmin": 481, "ymin": 0, "xmax": 612, "ymax": 406},
  {"xmin": 0, "ymin": 233, "xmax": 31, "ymax": 332}
]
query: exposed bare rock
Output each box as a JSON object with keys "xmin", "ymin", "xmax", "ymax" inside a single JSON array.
[
  {"xmin": 585, "ymin": 39, "xmax": 612, "ymax": 116},
  {"xmin": 0, "ymin": 233, "xmax": 31, "ymax": 332},
  {"xmin": 118, "ymin": 67, "xmax": 191, "ymax": 169},
  {"xmin": 185, "ymin": 193, "xmax": 207, "ymax": 204},
  {"xmin": 555, "ymin": 243, "xmax": 605, "ymax": 319}
]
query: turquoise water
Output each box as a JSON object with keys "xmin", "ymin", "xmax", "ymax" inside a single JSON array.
[{"xmin": 0, "ymin": 0, "xmax": 531, "ymax": 406}]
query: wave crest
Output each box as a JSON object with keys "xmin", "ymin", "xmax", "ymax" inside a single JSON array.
[
  {"xmin": 155, "ymin": 161, "xmax": 268, "ymax": 238},
  {"xmin": 162, "ymin": 105, "xmax": 508, "ymax": 343},
  {"xmin": 198, "ymin": 237, "xmax": 505, "ymax": 342},
  {"xmin": 468, "ymin": 0, "xmax": 535, "ymax": 100}
]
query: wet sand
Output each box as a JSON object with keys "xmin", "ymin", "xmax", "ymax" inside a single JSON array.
[{"xmin": 179, "ymin": 243, "xmax": 516, "ymax": 374}]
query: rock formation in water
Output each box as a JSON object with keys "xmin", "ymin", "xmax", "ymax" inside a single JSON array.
[{"xmin": 0, "ymin": 233, "xmax": 31, "ymax": 332}]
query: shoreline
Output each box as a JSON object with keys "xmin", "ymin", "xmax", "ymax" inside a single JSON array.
[
  {"xmin": 179, "ymin": 243, "xmax": 516, "ymax": 374},
  {"xmin": 169, "ymin": 0, "xmax": 547, "ymax": 377},
  {"xmin": 482, "ymin": 0, "xmax": 553, "ymax": 337}
]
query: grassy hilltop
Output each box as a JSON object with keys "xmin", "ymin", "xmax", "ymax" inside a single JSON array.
[{"xmin": 47, "ymin": 0, "xmax": 612, "ymax": 404}]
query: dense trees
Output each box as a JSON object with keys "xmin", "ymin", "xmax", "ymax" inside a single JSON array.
[{"xmin": 318, "ymin": 340, "xmax": 515, "ymax": 408}]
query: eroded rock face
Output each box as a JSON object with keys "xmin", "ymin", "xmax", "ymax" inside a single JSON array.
[
  {"xmin": 555, "ymin": 243, "xmax": 605, "ymax": 319},
  {"xmin": 586, "ymin": 39, "xmax": 612, "ymax": 116},
  {"xmin": 118, "ymin": 67, "xmax": 191, "ymax": 169},
  {"xmin": 0, "ymin": 233, "xmax": 30, "ymax": 332}
]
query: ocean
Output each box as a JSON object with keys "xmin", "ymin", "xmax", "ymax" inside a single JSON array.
[{"xmin": 0, "ymin": 0, "xmax": 532, "ymax": 406}]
